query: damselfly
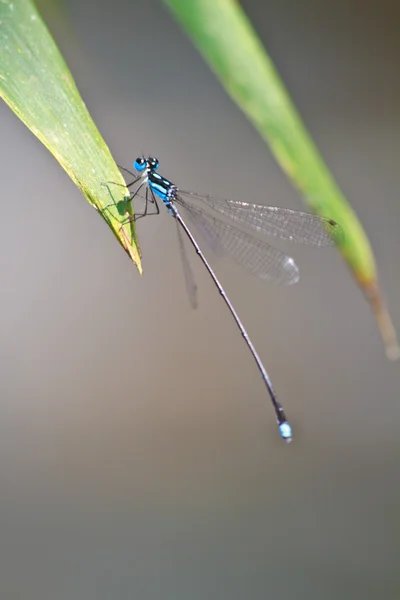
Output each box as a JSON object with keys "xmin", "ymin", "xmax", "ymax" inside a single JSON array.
[{"xmin": 105, "ymin": 156, "xmax": 342, "ymax": 443}]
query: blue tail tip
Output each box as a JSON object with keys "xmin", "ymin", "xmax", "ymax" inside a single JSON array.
[{"xmin": 279, "ymin": 421, "xmax": 292, "ymax": 443}]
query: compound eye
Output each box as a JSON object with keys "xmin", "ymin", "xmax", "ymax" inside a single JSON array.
[
  {"xmin": 134, "ymin": 157, "xmax": 146, "ymax": 172},
  {"xmin": 149, "ymin": 157, "xmax": 159, "ymax": 170}
]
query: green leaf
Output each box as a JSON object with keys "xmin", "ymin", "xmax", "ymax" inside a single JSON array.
[
  {"xmin": 0, "ymin": 0, "xmax": 141, "ymax": 271},
  {"xmin": 163, "ymin": 0, "xmax": 398, "ymax": 359}
]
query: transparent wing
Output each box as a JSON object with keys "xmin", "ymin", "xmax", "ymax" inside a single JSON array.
[
  {"xmin": 175, "ymin": 219, "xmax": 198, "ymax": 309},
  {"xmin": 180, "ymin": 204, "xmax": 299, "ymax": 285},
  {"xmin": 176, "ymin": 191, "xmax": 343, "ymax": 246},
  {"xmin": 181, "ymin": 202, "xmax": 225, "ymax": 257}
]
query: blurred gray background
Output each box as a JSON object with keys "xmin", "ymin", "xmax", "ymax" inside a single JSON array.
[{"xmin": 0, "ymin": 0, "xmax": 399, "ymax": 597}]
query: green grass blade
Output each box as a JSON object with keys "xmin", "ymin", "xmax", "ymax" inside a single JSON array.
[
  {"xmin": 0, "ymin": 0, "xmax": 141, "ymax": 271},
  {"xmin": 163, "ymin": 0, "xmax": 398, "ymax": 359}
]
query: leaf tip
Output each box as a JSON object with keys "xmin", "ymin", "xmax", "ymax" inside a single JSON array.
[
  {"xmin": 386, "ymin": 343, "xmax": 400, "ymax": 362},
  {"xmin": 362, "ymin": 280, "xmax": 399, "ymax": 361}
]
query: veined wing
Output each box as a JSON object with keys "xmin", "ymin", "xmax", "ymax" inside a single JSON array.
[
  {"xmin": 179, "ymin": 203, "xmax": 299, "ymax": 285},
  {"xmin": 176, "ymin": 191, "xmax": 342, "ymax": 246},
  {"xmin": 175, "ymin": 219, "xmax": 198, "ymax": 309}
]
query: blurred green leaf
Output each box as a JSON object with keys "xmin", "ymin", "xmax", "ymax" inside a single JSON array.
[
  {"xmin": 0, "ymin": 0, "xmax": 141, "ymax": 270},
  {"xmin": 164, "ymin": 0, "xmax": 398, "ymax": 359}
]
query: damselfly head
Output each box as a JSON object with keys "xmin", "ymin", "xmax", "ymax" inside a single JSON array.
[{"xmin": 134, "ymin": 156, "xmax": 159, "ymax": 173}]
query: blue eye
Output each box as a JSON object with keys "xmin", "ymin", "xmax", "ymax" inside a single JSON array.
[
  {"xmin": 149, "ymin": 157, "xmax": 159, "ymax": 170},
  {"xmin": 134, "ymin": 157, "xmax": 146, "ymax": 172}
]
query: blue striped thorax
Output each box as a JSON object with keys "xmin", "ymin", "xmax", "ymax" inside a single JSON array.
[{"xmin": 148, "ymin": 171, "xmax": 178, "ymax": 206}]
